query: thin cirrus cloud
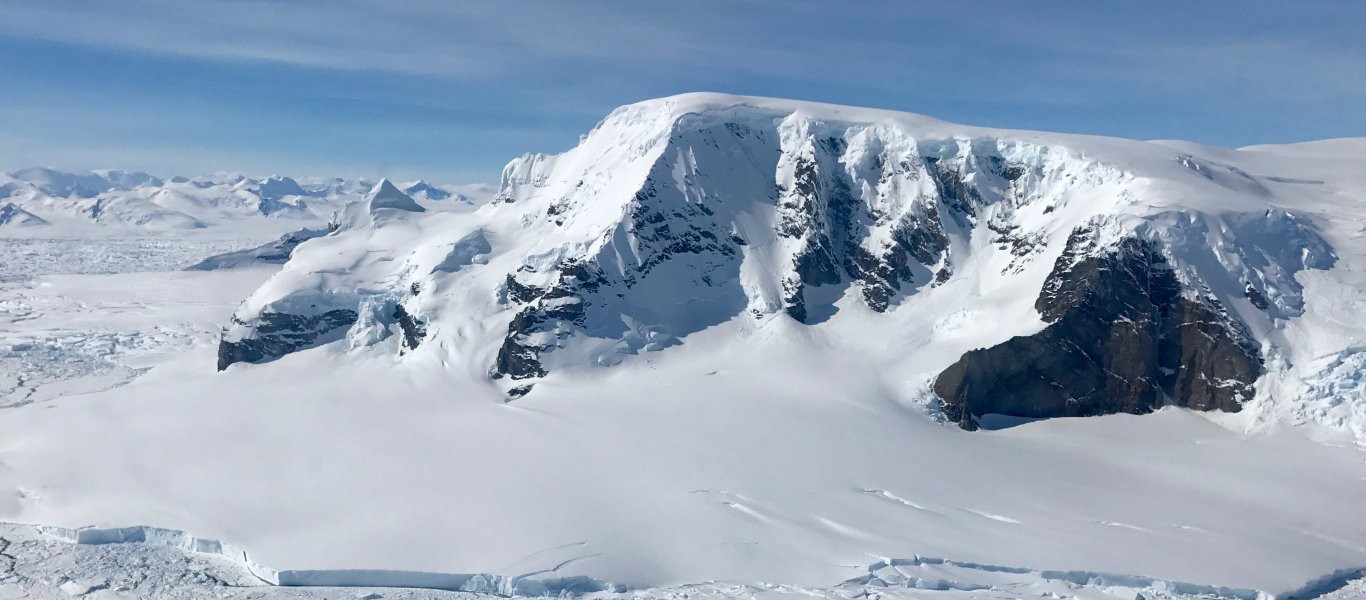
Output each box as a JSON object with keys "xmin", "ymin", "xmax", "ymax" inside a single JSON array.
[
  {"xmin": 0, "ymin": 0, "xmax": 1361, "ymax": 183},
  {"xmin": 0, "ymin": 1, "xmax": 778, "ymax": 78}
]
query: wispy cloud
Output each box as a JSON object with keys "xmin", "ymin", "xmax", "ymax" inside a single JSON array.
[{"xmin": 0, "ymin": 0, "xmax": 1360, "ymax": 181}]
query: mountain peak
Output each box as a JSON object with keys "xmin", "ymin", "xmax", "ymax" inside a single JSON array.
[
  {"xmin": 326, "ymin": 177, "xmax": 425, "ymax": 230},
  {"xmin": 0, "ymin": 202, "xmax": 50, "ymax": 227},
  {"xmin": 367, "ymin": 178, "xmax": 424, "ymax": 212},
  {"xmin": 401, "ymin": 179, "xmax": 452, "ymax": 201}
]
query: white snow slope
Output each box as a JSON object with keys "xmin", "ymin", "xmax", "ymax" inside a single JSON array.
[{"xmin": 1, "ymin": 94, "xmax": 1364, "ymax": 598}]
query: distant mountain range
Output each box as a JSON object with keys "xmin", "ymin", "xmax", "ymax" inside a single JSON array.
[{"xmin": 0, "ymin": 167, "xmax": 493, "ymax": 234}]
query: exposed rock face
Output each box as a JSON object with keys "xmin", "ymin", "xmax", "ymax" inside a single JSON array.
[
  {"xmin": 934, "ymin": 228, "xmax": 1262, "ymax": 429},
  {"xmin": 771, "ymin": 124, "xmax": 988, "ymax": 322},
  {"xmin": 216, "ymin": 309, "xmax": 358, "ymax": 370},
  {"xmin": 393, "ymin": 303, "xmax": 427, "ymax": 351},
  {"xmin": 489, "ymin": 115, "xmax": 1020, "ymax": 379},
  {"xmin": 494, "ymin": 262, "xmax": 606, "ymax": 380}
]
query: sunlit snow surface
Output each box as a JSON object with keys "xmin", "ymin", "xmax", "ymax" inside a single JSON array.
[{"xmin": 1, "ymin": 96, "xmax": 1365, "ymax": 599}]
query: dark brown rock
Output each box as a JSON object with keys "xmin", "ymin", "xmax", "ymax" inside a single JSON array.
[{"xmin": 934, "ymin": 229, "xmax": 1261, "ymax": 430}]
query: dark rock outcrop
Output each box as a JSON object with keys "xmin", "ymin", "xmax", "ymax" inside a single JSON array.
[
  {"xmin": 774, "ymin": 140, "xmax": 991, "ymax": 322},
  {"xmin": 934, "ymin": 228, "xmax": 1262, "ymax": 430},
  {"xmin": 393, "ymin": 304, "xmax": 427, "ymax": 351},
  {"xmin": 492, "ymin": 262, "xmax": 602, "ymax": 380},
  {"xmin": 217, "ymin": 309, "xmax": 358, "ymax": 370}
]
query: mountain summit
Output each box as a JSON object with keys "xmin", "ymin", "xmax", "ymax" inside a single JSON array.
[{"xmin": 367, "ymin": 178, "xmax": 426, "ymax": 212}]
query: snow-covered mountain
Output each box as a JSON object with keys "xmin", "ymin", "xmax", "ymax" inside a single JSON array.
[
  {"xmin": 0, "ymin": 202, "xmax": 48, "ymax": 228},
  {"xmin": 219, "ymin": 93, "xmax": 1360, "ymax": 434},
  {"xmin": 3, "ymin": 94, "xmax": 1365, "ymax": 598},
  {"xmin": 0, "ymin": 168, "xmax": 490, "ymax": 235}
]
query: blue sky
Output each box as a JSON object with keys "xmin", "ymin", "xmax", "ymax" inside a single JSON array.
[{"xmin": 0, "ymin": 1, "xmax": 1362, "ymax": 184}]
